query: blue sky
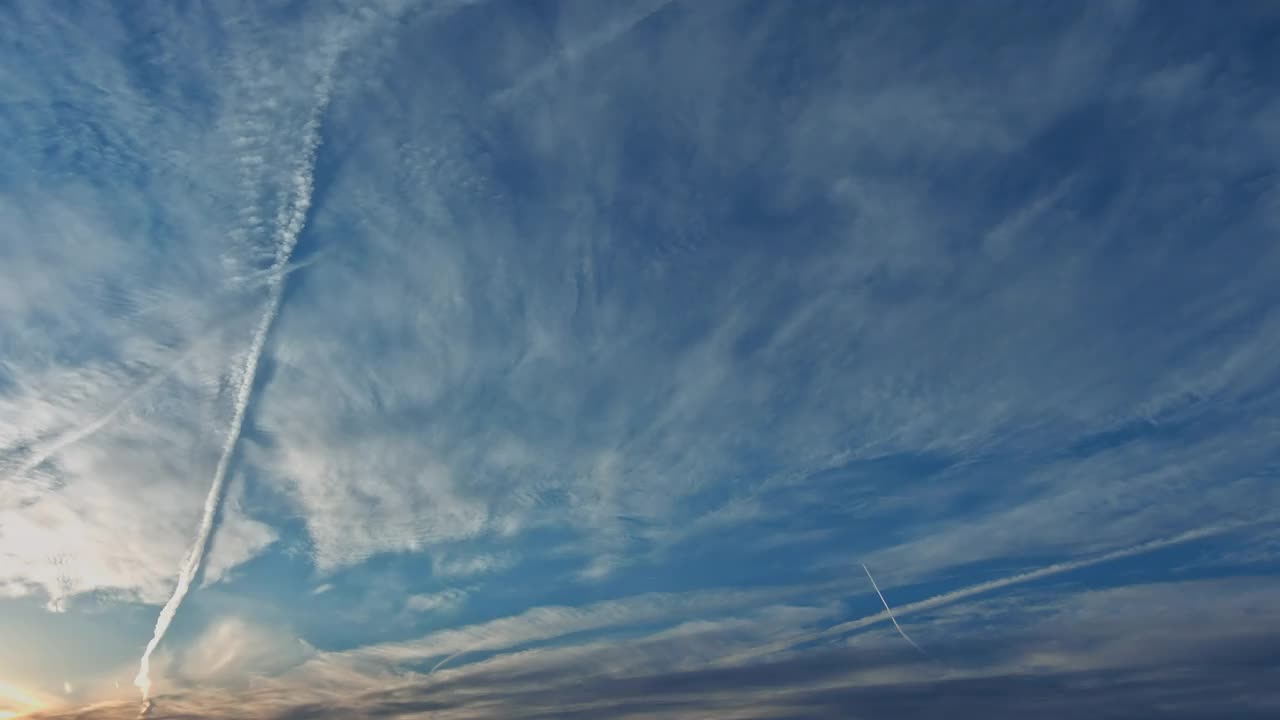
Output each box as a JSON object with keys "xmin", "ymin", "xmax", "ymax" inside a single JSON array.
[{"xmin": 2, "ymin": 1, "xmax": 1279, "ymax": 718}]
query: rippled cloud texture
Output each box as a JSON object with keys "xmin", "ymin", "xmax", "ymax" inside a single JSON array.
[{"xmin": 2, "ymin": 0, "xmax": 1279, "ymax": 718}]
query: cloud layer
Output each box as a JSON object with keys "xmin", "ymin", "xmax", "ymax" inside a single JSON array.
[
  {"xmin": 25, "ymin": 574, "xmax": 1280, "ymax": 719},
  {"xmin": 2, "ymin": 0, "xmax": 1279, "ymax": 716}
]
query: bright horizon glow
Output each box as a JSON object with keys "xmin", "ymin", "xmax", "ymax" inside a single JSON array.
[{"xmin": 0, "ymin": 680, "xmax": 47, "ymax": 718}]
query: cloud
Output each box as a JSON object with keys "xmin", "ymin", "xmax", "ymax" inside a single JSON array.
[
  {"xmin": 177, "ymin": 617, "xmax": 314, "ymax": 687},
  {"xmin": 228, "ymin": 0, "xmax": 1280, "ymax": 592},
  {"xmin": 821, "ymin": 524, "xmax": 1246, "ymax": 643},
  {"xmin": 848, "ymin": 424, "xmax": 1280, "ymax": 585},
  {"xmin": 343, "ymin": 588, "xmax": 794, "ymax": 667},
  {"xmin": 0, "ymin": 0, "xmax": 410, "ymax": 608},
  {"xmin": 132, "ymin": 3, "xmax": 350, "ymax": 698},
  {"xmin": 491, "ymin": 0, "xmax": 677, "ymax": 106},
  {"xmin": 432, "ymin": 552, "xmax": 516, "ymax": 579},
  {"xmin": 0, "ymin": 0, "xmax": 323, "ymax": 610},
  {"xmin": 4, "ymin": 1, "xmax": 1280, "ymax": 714},
  {"xmin": 25, "ymin": 577, "xmax": 1280, "ymax": 719},
  {"xmin": 405, "ymin": 589, "xmax": 467, "ymax": 614}
]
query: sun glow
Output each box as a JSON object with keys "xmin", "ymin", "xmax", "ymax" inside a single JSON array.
[{"xmin": 0, "ymin": 680, "xmax": 48, "ymax": 718}]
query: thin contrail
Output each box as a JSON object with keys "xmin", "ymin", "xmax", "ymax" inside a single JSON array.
[
  {"xmin": 0, "ymin": 258, "xmax": 323, "ymax": 508},
  {"xmin": 491, "ymin": 0, "xmax": 675, "ymax": 106},
  {"xmin": 430, "ymin": 649, "xmax": 468, "ymax": 675},
  {"xmin": 133, "ymin": 78, "xmax": 332, "ymax": 710},
  {"xmin": 861, "ymin": 562, "xmax": 928, "ymax": 657},
  {"xmin": 3, "ymin": 356, "xmax": 188, "ymax": 487},
  {"xmin": 824, "ymin": 523, "xmax": 1242, "ymax": 642},
  {"xmin": 712, "ymin": 521, "xmax": 1250, "ymax": 670}
]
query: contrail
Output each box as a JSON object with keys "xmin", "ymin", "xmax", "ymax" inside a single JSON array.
[
  {"xmin": 4, "ymin": 335, "xmax": 208, "ymax": 494},
  {"xmin": 430, "ymin": 649, "xmax": 468, "ymax": 675},
  {"xmin": 712, "ymin": 521, "xmax": 1250, "ymax": 669},
  {"xmin": 0, "ymin": 257, "xmax": 324, "ymax": 508},
  {"xmin": 491, "ymin": 0, "xmax": 675, "ymax": 106},
  {"xmin": 861, "ymin": 562, "xmax": 928, "ymax": 657},
  {"xmin": 1, "ymin": 356, "xmax": 189, "ymax": 495},
  {"xmin": 133, "ymin": 77, "xmax": 332, "ymax": 710},
  {"xmin": 133, "ymin": 284, "xmax": 281, "ymax": 711},
  {"xmin": 823, "ymin": 522, "xmax": 1242, "ymax": 641}
]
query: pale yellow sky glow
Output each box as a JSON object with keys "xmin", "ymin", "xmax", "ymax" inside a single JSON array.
[{"xmin": 0, "ymin": 680, "xmax": 52, "ymax": 717}]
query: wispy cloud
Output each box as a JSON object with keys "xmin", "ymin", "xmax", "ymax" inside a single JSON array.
[
  {"xmin": 432, "ymin": 553, "xmax": 516, "ymax": 579},
  {"xmin": 491, "ymin": 0, "xmax": 677, "ymax": 106},
  {"xmin": 177, "ymin": 617, "xmax": 314, "ymax": 687},
  {"xmin": 4, "ymin": 1, "xmax": 1279, "ymax": 715},
  {"xmin": 344, "ymin": 588, "xmax": 790, "ymax": 667},
  {"xmin": 25, "ymin": 576, "xmax": 1280, "ymax": 719},
  {"xmin": 132, "ymin": 10, "xmax": 349, "ymax": 704},
  {"xmin": 406, "ymin": 589, "xmax": 467, "ymax": 614}
]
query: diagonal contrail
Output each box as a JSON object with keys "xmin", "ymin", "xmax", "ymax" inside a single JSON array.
[
  {"xmin": 0, "ymin": 257, "xmax": 324, "ymax": 509},
  {"xmin": 133, "ymin": 76, "xmax": 333, "ymax": 711},
  {"xmin": 825, "ymin": 522, "xmax": 1245, "ymax": 642},
  {"xmin": 2, "ymin": 355, "xmax": 192, "ymax": 491},
  {"xmin": 712, "ymin": 522, "xmax": 1252, "ymax": 671},
  {"xmin": 430, "ymin": 649, "xmax": 469, "ymax": 675},
  {"xmin": 490, "ymin": 0, "xmax": 676, "ymax": 106},
  {"xmin": 861, "ymin": 562, "xmax": 929, "ymax": 658}
]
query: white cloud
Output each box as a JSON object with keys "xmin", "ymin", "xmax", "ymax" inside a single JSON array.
[
  {"xmin": 0, "ymin": 0, "xmax": 406, "ymax": 611},
  {"xmin": 4, "ymin": 12, "xmax": 1280, "ymax": 714},
  {"xmin": 432, "ymin": 553, "xmax": 517, "ymax": 579},
  {"xmin": 406, "ymin": 589, "xmax": 467, "ymax": 613},
  {"xmin": 248, "ymin": 7, "xmax": 1280, "ymax": 576},
  {"xmin": 344, "ymin": 587, "xmax": 801, "ymax": 667},
  {"xmin": 269, "ymin": 440, "xmax": 489, "ymax": 570},
  {"xmin": 0, "ymin": 0, "xmax": 1217, "ymax": 605},
  {"xmin": 178, "ymin": 617, "xmax": 314, "ymax": 687},
  {"xmin": 0, "ymin": 357, "xmax": 275, "ymax": 606},
  {"xmin": 200, "ymin": 495, "xmax": 279, "ymax": 590},
  {"xmin": 577, "ymin": 554, "xmax": 622, "ymax": 582},
  {"xmin": 89, "ymin": 575, "xmax": 1280, "ymax": 719},
  {"xmin": 850, "ymin": 421, "xmax": 1280, "ymax": 585}
]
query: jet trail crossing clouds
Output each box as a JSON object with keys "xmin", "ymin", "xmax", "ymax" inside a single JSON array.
[
  {"xmin": 0, "ymin": 351, "xmax": 196, "ymax": 504},
  {"xmin": 861, "ymin": 563, "xmax": 928, "ymax": 657},
  {"xmin": 133, "ymin": 78, "xmax": 333, "ymax": 708},
  {"xmin": 825, "ymin": 524, "xmax": 1249, "ymax": 643}
]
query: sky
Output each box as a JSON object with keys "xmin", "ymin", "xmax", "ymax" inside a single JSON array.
[{"xmin": 1, "ymin": 0, "xmax": 1279, "ymax": 718}]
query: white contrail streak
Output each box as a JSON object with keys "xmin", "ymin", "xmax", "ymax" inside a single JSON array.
[
  {"xmin": 430, "ymin": 649, "xmax": 468, "ymax": 675},
  {"xmin": 133, "ymin": 79, "xmax": 332, "ymax": 710},
  {"xmin": 2, "ymin": 358, "xmax": 187, "ymax": 489},
  {"xmin": 0, "ymin": 258, "xmax": 325, "ymax": 508},
  {"xmin": 713, "ymin": 521, "xmax": 1250, "ymax": 670},
  {"xmin": 133, "ymin": 285, "xmax": 280, "ymax": 709},
  {"xmin": 491, "ymin": 0, "xmax": 675, "ymax": 106},
  {"xmin": 824, "ymin": 522, "xmax": 1242, "ymax": 642},
  {"xmin": 860, "ymin": 562, "xmax": 928, "ymax": 657}
]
